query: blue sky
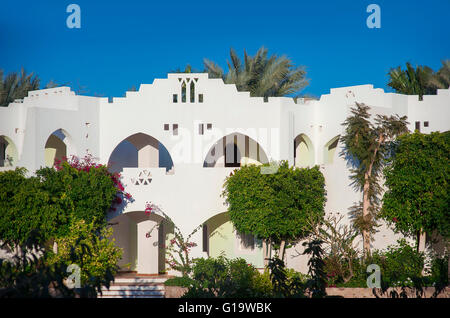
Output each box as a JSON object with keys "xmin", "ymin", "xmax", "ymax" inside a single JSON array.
[{"xmin": 1, "ymin": 0, "xmax": 449, "ymax": 98}]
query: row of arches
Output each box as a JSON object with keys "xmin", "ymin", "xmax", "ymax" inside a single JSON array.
[{"xmin": 0, "ymin": 130, "xmax": 341, "ymax": 170}]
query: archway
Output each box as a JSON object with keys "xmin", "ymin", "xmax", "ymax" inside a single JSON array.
[
  {"xmin": 44, "ymin": 129, "xmax": 76, "ymax": 167},
  {"xmin": 0, "ymin": 135, "xmax": 18, "ymax": 167},
  {"xmin": 294, "ymin": 134, "xmax": 314, "ymax": 167},
  {"xmin": 203, "ymin": 133, "xmax": 269, "ymax": 168},
  {"xmin": 108, "ymin": 133, "xmax": 174, "ymax": 173},
  {"xmin": 201, "ymin": 212, "xmax": 264, "ymax": 268},
  {"xmin": 109, "ymin": 211, "xmax": 174, "ymax": 274},
  {"xmin": 323, "ymin": 135, "xmax": 340, "ymax": 164}
]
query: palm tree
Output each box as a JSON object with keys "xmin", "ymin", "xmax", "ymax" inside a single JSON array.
[
  {"xmin": 387, "ymin": 61, "xmax": 450, "ymax": 101},
  {"xmin": 387, "ymin": 62, "xmax": 435, "ymax": 101},
  {"xmin": 0, "ymin": 68, "xmax": 41, "ymax": 106},
  {"xmin": 204, "ymin": 47, "xmax": 308, "ymax": 98},
  {"xmin": 428, "ymin": 60, "xmax": 450, "ymax": 90}
]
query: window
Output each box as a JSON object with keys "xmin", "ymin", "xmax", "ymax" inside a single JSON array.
[
  {"xmin": 190, "ymin": 81, "xmax": 195, "ymax": 103},
  {"xmin": 424, "ymin": 121, "xmax": 429, "ymax": 127},
  {"xmin": 198, "ymin": 94, "xmax": 203, "ymax": 103},
  {"xmin": 181, "ymin": 82, "xmax": 186, "ymax": 103},
  {"xmin": 207, "ymin": 123, "xmax": 212, "ymax": 130},
  {"xmin": 173, "ymin": 94, "xmax": 178, "ymax": 103},
  {"xmin": 164, "ymin": 124, "xmax": 169, "ymax": 131},
  {"xmin": 415, "ymin": 121, "xmax": 420, "ymax": 132},
  {"xmin": 199, "ymin": 123, "xmax": 204, "ymax": 135},
  {"xmin": 173, "ymin": 124, "xmax": 178, "ymax": 136}
]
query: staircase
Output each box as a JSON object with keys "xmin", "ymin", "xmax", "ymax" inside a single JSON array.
[{"xmin": 98, "ymin": 275, "xmax": 168, "ymax": 298}]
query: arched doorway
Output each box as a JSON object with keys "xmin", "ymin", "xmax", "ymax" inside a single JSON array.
[
  {"xmin": 201, "ymin": 212, "xmax": 264, "ymax": 268},
  {"xmin": 109, "ymin": 211, "xmax": 174, "ymax": 274},
  {"xmin": 294, "ymin": 134, "xmax": 314, "ymax": 167},
  {"xmin": 44, "ymin": 129, "xmax": 76, "ymax": 167},
  {"xmin": 0, "ymin": 135, "xmax": 18, "ymax": 167},
  {"xmin": 203, "ymin": 132, "xmax": 269, "ymax": 168},
  {"xmin": 108, "ymin": 133, "xmax": 174, "ymax": 173}
]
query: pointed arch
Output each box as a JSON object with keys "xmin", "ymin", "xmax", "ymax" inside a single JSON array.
[
  {"xmin": 107, "ymin": 132, "xmax": 174, "ymax": 173},
  {"xmin": 0, "ymin": 135, "xmax": 18, "ymax": 167},
  {"xmin": 44, "ymin": 129, "xmax": 77, "ymax": 167},
  {"xmin": 203, "ymin": 132, "xmax": 269, "ymax": 168},
  {"xmin": 294, "ymin": 133, "xmax": 314, "ymax": 167},
  {"xmin": 323, "ymin": 135, "xmax": 340, "ymax": 164}
]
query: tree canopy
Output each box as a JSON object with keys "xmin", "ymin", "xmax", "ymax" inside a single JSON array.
[
  {"xmin": 381, "ymin": 131, "xmax": 450, "ymax": 240},
  {"xmin": 222, "ymin": 161, "xmax": 326, "ymax": 260}
]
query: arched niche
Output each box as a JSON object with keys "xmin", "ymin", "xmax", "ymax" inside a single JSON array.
[
  {"xmin": 294, "ymin": 134, "xmax": 314, "ymax": 167},
  {"xmin": 108, "ymin": 133, "xmax": 174, "ymax": 173},
  {"xmin": 0, "ymin": 135, "xmax": 18, "ymax": 167},
  {"xmin": 44, "ymin": 129, "xmax": 76, "ymax": 167},
  {"xmin": 203, "ymin": 132, "xmax": 269, "ymax": 168},
  {"xmin": 323, "ymin": 135, "xmax": 340, "ymax": 164}
]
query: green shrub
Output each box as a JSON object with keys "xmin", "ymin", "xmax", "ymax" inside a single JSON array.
[
  {"xmin": 164, "ymin": 276, "xmax": 195, "ymax": 288},
  {"xmin": 47, "ymin": 219, "xmax": 122, "ymax": 287},
  {"xmin": 426, "ymin": 254, "xmax": 449, "ymax": 286},
  {"xmin": 183, "ymin": 256, "xmax": 272, "ymax": 298},
  {"xmin": 334, "ymin": 239, "xmax": 426, "ymax": 288}
]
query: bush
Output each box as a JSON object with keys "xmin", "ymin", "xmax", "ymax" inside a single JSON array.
[
  {"xmin": 333, "ymin": 239, "xmax": 426, "ymax": 288},
  {"xmin": 47, "ymin": 219, "xmax": 122, "ymax": 288},
  {"xmin": 183, "ymin": 256, "xmax": 272, "ymax": 298},
  {"xmin": 164, "ymin": 276, "xmax": 195, "ymax": 288}
]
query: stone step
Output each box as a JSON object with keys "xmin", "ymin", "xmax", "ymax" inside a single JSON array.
[
  {"xmin": 99, "ymin": 289, "xmax": 165, "ymax": 297},
  {"xmin": 98, "ymin": 294, "xmax": 165, "ymax": 298},
  {"xmin": 101, "ymin": 285, "xmax": 164, "ymax": 291},
  {"xmin": 113, "ymin": 277, "xmax": 167, "ymax": 284}
]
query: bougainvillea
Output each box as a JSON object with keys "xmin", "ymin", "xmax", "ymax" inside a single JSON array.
[
  {"xmin": 143, "ymin": 201, "xmax": 201, "ymax": 276},
  {"xmin": 53, "ymin": 154, "xmax": 133, "ymax": 218}
]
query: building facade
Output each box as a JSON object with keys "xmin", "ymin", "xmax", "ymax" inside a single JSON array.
[{"xmin": 1, "ymin": 73, "xmax": 449, "ymax": 274}]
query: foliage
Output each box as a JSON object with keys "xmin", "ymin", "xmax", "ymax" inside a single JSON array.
[
  {"xmin": 0, "ymin": 231, "xmax": 110, "ymax": 298},
  {"xmin": 163, "ymin": 276, "xmax": 195, "ymax": 287},
  {"xmin": 36, "ymin": 154, "xmax": 132, "ymax": 236},
  {"xmin": 47, "ymin": 219, "xmax": 122, "ymax": 288},
  {"xmin": 381, "ymin": 131, "xmax": 450, "ymax": 240},
  {"xmin": 425, "ymin": 254, "xmax": 448, "ymax": 287},
  {"xmin": 0, "ymin": 168, "xmax": 68, "ymax": 247},
  {"xmin": 310, "ymin": 213, "xmax": 360, "ymax": 285},
  {"xmin": 204, "ymin": 47, "xmax": 308, "ymax": 98},
  {"xmin": 223, "ymin": 160, "xmax": 326, "ymax": 260},
  {"xmin": 303, "ymin": 240, "xmax": 327, "ymax": 298},
  {"xmin": 183, "ymin": 256, "xmax": 271, "ymax": 298},
  {"xmin": 340, "ymin": 102, "xmax": 408, "ymax": 255},
  {"xmin": 387, "ymin": 60, "xmax": 450, "ymax": 100},
  {"xmin": 267, "ymin": 258, "xmax": 307, "ymax": 297},
  {"xmin": 0, "ymin": 68, "xmax": 59, "ymax": 106},
  {"xmin": 143, "ymin": 203, "xmax": 202, "ymax": 276}
]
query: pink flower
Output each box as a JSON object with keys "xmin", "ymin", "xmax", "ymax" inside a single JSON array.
[{"xmin": 393, "ymin": 217, "xmax": 398, "ymax": 223}]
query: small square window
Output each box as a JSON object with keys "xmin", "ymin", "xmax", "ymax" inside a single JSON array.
[
  {"xmin": 198, "ymin": 94, "xmax": 203, "ymax": 103},
  {"xmin": 173, "ymin": 124, "xmax": 178, "ymax": 136},
  {"xmin": 173, "ymin": 94, "xmax": 178, "ymax": 103},
  {"xmin": 164, "ymin": 124, "xmax": 169, "ymax": 131},
  {"xmin": 424, "ymin": 121, "xmax": 429, "ymax": 127},
  {"xmin": 199, "ymin": 124, "xmax": 204, "ymax": 135},
  {"xmin": 207, "ymin": 123, "xmax": 212, "ymax": 130}
]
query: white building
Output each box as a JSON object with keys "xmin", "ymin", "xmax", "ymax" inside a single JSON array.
[{"xmin": 1, "ymin": 73, "xmax": 449, "ymax": 274}]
